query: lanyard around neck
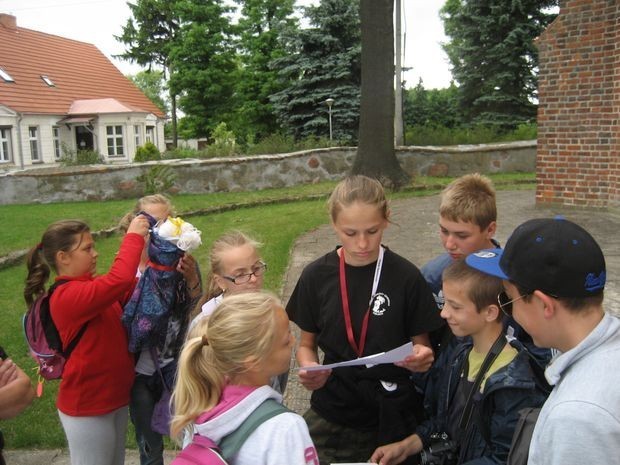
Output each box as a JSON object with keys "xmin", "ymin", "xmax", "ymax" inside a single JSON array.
[{"xmin": 338, "ymin": 246, "xmax": 385, "ymax": 357}]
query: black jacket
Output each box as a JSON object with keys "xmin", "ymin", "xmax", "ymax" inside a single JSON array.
[{"xmin": 417, "ymin": 339, "xmax": 549, "ymax": 465}]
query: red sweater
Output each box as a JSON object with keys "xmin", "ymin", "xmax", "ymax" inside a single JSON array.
[{"xmin": 50, "ymin": 233, "xmax": 144, "ymax": 416}]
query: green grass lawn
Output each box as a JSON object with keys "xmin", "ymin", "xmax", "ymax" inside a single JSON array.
[{"xmin": 0, "ymin": 173, "xmax": 534, "ymax": 448}]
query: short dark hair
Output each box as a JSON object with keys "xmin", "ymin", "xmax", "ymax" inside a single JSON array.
[
  {"xmin": 443, "ymin": 259, "xmax": 503, "ymax": 321},
  {"xmin": 512, "ymin": 281, "xmax": 604, "ymax": 312}
]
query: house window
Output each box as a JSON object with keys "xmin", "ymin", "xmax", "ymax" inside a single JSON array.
[
  {"xmin": 41, "ymin": 75, "xmax": 55, "ymax": 87},
  {"xmin": 52, "ymin": 127, "xmax": 61, "ymax": 160},
  {"xmin": 145, "ymin": 126, "xmax": 155, "ymax": 144},
  {"xmin": 0, "ymin": 128, "xmax": 12, "ymax": 162},
  {"xmin": 106, "ymin": 125, "xmax": 124, "ymax": 157},
  {"xmin": 0, "ymin": 67, "xmax": 14, "ymax": 82},
  {"xmin": 134, "ymin": 125, "xmax": 141, "ymax": 148},
  {"xmin": 29, "ymin": 126, "xmax": 41, "ymax": 162}
]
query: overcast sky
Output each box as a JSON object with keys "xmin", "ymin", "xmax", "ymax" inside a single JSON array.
[{"xmin": 0, "ymin": 0, "xmax": 453, "ymax": 89}]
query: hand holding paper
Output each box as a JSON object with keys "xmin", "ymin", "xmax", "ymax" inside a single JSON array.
[
  {"xmin": 301, "ymin": 342, "xmax": 414, "ymax": 371},
  {"xmin": 394, "ymin": 343, "xmax": 434, "ymax": 373},
  {"xmin": 298, "ymin": 362, "xmax": 332, "ymax": 390}
]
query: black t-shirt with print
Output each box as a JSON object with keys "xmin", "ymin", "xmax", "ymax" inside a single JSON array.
[{"xmin": 286, "ymin": 247, "xmax": 444, "ymax": 429}]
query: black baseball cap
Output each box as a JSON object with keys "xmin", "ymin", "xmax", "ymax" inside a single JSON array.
[{"xmin": 466, "ymin": 217, "xmax": 606, "ymax": 298}]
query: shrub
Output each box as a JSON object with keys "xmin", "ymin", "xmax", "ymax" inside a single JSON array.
[
  {"xmin": 243, "ymin": 133, "xmax": 333, "ymax": 155},
  {"xmin": 404, "ymin": 123, "xmax": 538, "ymax": 146},
  {"xmin": 59, "ymin": 143, "xmax": 104, "ymax": 166},
  {"xmin": 134, "ymin": 141, "xmax": 162, "ymax": 162},
  {"xmin": 136, "ymin": 165, "xmax": 176, "ymax": 195},
  {"xmin": 205, "ymin": 123, "xmax": 236, "ymax": 157},
  {"xmin": 498, "ymin": 123, "xmax": 537, "ymax": 142},
  {"xmin": 162, "ymin": 147, "xmax": 199, "ymax": 160}
]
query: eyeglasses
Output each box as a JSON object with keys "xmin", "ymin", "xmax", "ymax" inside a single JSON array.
[
  {"xmin": 497, "ymin": 291, "xmax": 528, "ymax": 316},
  {"xmin": 222, "ymin": 261, "xmax": 267, "ymax": 285}
]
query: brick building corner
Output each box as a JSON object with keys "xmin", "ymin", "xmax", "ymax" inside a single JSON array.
[{"xmin": 536, "ymin": 0, "xmax": 620, "ymax": 208}]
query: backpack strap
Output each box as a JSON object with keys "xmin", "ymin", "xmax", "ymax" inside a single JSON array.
[
  {"xmin": 458, "ymin": 333, "xmax": 507, "ymax": 432},
  {"xmin": 47, "ymin": 280, "xmax": 88, "ymax": 357},
  {"xmin": 174, "ymin": 435, "xmax": 227, "ymax": 465},
  {"xmin": 219, "ymin": 399, "xmax": 290, "ymax": 460}
]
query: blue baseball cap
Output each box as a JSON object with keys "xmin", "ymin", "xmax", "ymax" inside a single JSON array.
[{"xmin": 466, "ymin": 217, "xmax": 606, "ymax": 298}]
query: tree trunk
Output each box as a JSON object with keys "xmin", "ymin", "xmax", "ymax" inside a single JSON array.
[
  {"xmin": 171, "ymin": 89, "xmax": 178, "ymax": 149},
  {"xmin": 352, "ymin": 0, "xmax": 409, "ymax": 189}
]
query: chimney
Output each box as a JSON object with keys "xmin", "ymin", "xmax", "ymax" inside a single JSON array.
[{"xmin": 0, "ymin": 14, "xmax": 17, "ymax": 31}]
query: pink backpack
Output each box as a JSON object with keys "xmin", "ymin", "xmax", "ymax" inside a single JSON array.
[
  {"xmin": 171, "ymin": 435, "xmax": 227, "ymax": 465},
  {"xmin": 172, "ymin": 399, "xmax": 289, "ymax": 464},
  {"xmin": 22, "ymin": 281, "xmax": 87, "ymax": 380}
]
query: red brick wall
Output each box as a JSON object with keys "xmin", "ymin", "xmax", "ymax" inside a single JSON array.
[{"xmin": 536, "ymin": 0, "xmax": 620, "ymax": 208}]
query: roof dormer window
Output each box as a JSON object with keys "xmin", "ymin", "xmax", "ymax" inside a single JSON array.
[
  {"xmin": 0, "ymin": 67, "xmax": 14, "ymax": 82},
  {"xmin": 41, "ymin": 75, "xmax": 55, "ymax": 86}
]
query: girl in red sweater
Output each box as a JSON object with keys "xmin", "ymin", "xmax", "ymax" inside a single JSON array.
[{"xmin": 24, "ymin": 216, "xmax": 149, "ymax": 465}]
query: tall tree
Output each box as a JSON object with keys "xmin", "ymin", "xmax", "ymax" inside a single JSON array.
[
  {"xmin": 441, "ymin": 0, "xmax": 558, "ymax": 128},
  {"xmin": 404, "ymin": 79, "xmax": 462, "ymax": 128},
  {"xmin": 168, "ymin": 0, "xmax": 237, "ymax": 138},
  {"xmin": 116, "ymin": 0, "xmax": 181, "ymax": 146},
  {"xmin": 128, "ymin": 70, "xmax": 169, "ymax": 114},
  {"xmin": 270, "ymin": 0, "xmax": 361, "ymax": 143},
  {"xmin": 352, "ymin": 0, "xmax": 409, "ymax": 188},
  {"xmin": 231, "ymin": 0, "xmax": 297, "ymax": 143}
]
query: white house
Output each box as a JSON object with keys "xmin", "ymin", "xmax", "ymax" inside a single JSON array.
[{"xmin": 0, "ymin": 13, "xmax": 166, "ymax": 169}]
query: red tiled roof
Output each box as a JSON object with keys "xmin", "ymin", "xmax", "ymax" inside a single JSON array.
[{"xmin": 0, "ymin": 15, "xmax": 164, "ymax": 117}]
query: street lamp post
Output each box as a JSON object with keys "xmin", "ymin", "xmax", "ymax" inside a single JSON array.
[{"xmin": 324, "ymin": 98, "xmax": 335, "ymax": 142}]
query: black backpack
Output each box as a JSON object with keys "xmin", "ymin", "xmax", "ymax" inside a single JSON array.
[{"xmin": 506, "ymin": 349, "xmax": 551, "ymax": 465}]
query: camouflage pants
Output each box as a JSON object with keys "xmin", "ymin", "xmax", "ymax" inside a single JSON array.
[{"xmin": 303, "ymin": 408, "xmax": 378, "ymax": 465}]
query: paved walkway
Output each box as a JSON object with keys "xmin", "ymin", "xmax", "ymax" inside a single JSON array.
[{"xmin": 6, "ymin": 189, "xmax": 620, "ymax": 464}]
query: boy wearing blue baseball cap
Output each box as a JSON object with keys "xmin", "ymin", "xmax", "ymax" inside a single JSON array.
[{"xmin": 466, "ymin": 217, "xmax": 620, "ymax": 465}]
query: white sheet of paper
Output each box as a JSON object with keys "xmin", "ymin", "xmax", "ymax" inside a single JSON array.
[{"xmin": 300, "ymin": 342, "xmax": 413, "ymax": 371}]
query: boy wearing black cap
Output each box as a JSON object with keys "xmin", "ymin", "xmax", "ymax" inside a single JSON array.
[{"xmin": 466, "ymin": 217, "xmax": 620, "ymax": 465}]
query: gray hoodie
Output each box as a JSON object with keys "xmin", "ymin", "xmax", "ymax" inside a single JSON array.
[{"xmin": 528, "ymin": 313, "xmax": 620, "ymax": 465}]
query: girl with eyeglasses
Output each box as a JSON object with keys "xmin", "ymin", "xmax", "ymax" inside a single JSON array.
[
  {"xmin": 188, "ymin": 231, "xmax": 290, "ymax": 397},
  {"xmin": 189, "ymin": 231, "xmax": 266, "ymax": 329}
]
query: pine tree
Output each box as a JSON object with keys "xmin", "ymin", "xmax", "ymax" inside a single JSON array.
[
  {"xmin": 230, "ymin": 0, "xmax": 298, "ymax": 143},
  {"xmin": 168, "ymin": 0, "xmax": 238, "ymax": 137},
  {"xmin": 116, "ymin": 0, "xmax": 182, "ymax": 145},
  {"xmin": 270, "ymin": 0, "xmax": 361, "ymax": 143},
  {"xmin": 441, "ymin": 0, "xmax": 557, "ymax": 129}
]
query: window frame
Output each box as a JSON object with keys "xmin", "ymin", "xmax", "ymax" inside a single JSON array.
[
  {"xmin": 106, "ymin": 125, "xmax": 125, "ymax": 158},
  {"xmin": 134, "ymin": 124, "xmax": 141, "ymax": 148},
  {"xmin": 0, "ymin": 127, "xmax": 12, "ymax": 163},
  {"xmin": 52, "ymin": 126, "xmax": 61, "ymax": 160},
  {"xmin": 28, "ymin": 126, "xmax": 41, "ymax": 162},
  {"xmin": 41, "ymin": 75, "xmax": 55, "ymax": 87},
  {"xmin": 0, "ymin": 67, "xmax": 14, "ymax": 82},
  {"xmin": 145, "ymin": 126, "xmax": 155, "ymax": 144}
]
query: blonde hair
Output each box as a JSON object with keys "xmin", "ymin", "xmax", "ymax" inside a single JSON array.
[
  {"xmin": 192, "ymin": 231, "xmax": 262, "ymax": 317},
  {"xmin": 327, "ymin": 175, "xmax": 389, "ymax": 223},
  {"xmin": 439, "ymin": 173, "xmax": 496, "ymax": 229},
  {"xmin": 171, "ymin": 291, "xmax": 281, "ymax": 440},
  {"xmin": 118, "ymin": 194, "xmax": 174, "ymax": 232},
  {"xmin": 24, "ymin": 220, "xmax": 90, "ymax": 306}
]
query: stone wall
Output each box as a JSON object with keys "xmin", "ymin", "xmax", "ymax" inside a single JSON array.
[
  {"xmin": 0, "ymin": 141, "xmax": 535, "ymax": 205},
  {"xmin": 536, "ymin": 0, "xmax": 620, "ymax": 208}
]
